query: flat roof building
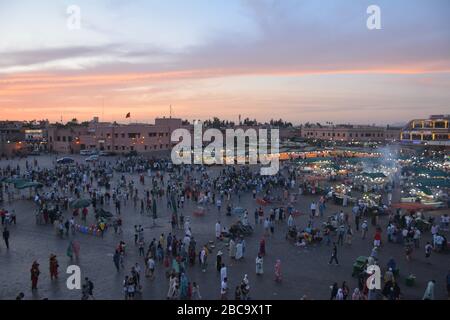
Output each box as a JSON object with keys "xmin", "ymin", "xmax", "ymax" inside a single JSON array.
[{"xmin": 400, "ymin": 115, "xmax": 449, "ymax": 146}]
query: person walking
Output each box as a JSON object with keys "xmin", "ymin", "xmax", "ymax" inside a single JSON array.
[
  {"xmin": 361, "ymin": 220, "xmax": 368, "ymax": 239},
  {"xmin": 241, "ymin": 274, "xmax": 250, "ymax": 300},
  {"xmin": 215, "ymin": 221, "xmax": 221, "ymax": 240},
  {"xmin": 220, "ymin": 263, "xmax": 227, "ymax": 284},
  {"xmin": 216, "ymin": 250, "xmax": 223, "ymax": 272},
  {"xmin": 200, "ymin": 247, "xmax": 207, "ymax": 272},
  {"xmin": 330, "ymin": 282, "xmax": 338, "ymax": 300},
  {"xmin": 229, "ymin": 238, "xmax": 236, "ymax": 260},
  {"xmin": 259, "ymin": 238, "xmax": 266, "ymax": 256},
  {"xmin": 113, "ymin": 250, "xmax": 121, "ymax": 272},
  {"xmin": 425, "ymin": 242, "xmax": 433, "ymax": 264},
  {"xmin": 337, "ymin": 225, "xmax": 345, "ymax": 246},
  {"xmin": 423, "ymin": 280, "xmax": 436, "ymax": 300},
  {"xmin": 192, "ymin": 282, "xmax": 202, "ymax": 300},
  {"xmin": 2, "ymin": 227, "xmax": 10, "ymax": 249},
  {"xmin": 310, "ymin": 201, "xmax": 317, "ymax": 218},
  {"xmin": 84, "ymin": 277, "xmax": 95, "ymax": 300},
  {"xmin": 256, "ymin": 254, "xmax": 264, "ymax": 275},
  {"xmin": 221, "ymin": 277, "xmax": 228, "ymax": 300},
  {"xmin": 49, "ymin": 254, "xmax": 59, "ymax": 280},
  {"xmin": 328, "ymin": 243, "xmax": 339, "ymax": 265},
  {"xmin": 30, "ymin": 261, "xmax": 40, "ymax": 290},
  {"xmin": 274, "ymin": 259, "xmax": 282, "ymax": 282}
]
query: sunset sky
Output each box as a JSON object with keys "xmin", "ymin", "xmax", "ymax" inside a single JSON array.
[{"xmin": 0, "ymin": 0, "xmax": 449, "ymax": 125}]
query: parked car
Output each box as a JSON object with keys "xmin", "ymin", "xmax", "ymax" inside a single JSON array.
[
  {"xmin": 86, "ymin": 155, "xmax": 99, "ymax": 162},
  {"xmin": 80, "ymin": 149, "xmax": 92, "ymax": 156},
  {"xmin": 56, "ymin": 157, "xmax": 75, "ymax": 164},
  {"xmin": 29, "ymin": 150, "xmax": 41, "ymax": 156}
]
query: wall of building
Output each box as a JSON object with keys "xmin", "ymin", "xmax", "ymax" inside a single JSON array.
[
  {"xmin": 47, "ymin": 126, "xmax": 88, "ymax": 154},
  {"xmin": 46, "ymin": 118, "xmax": 189, "ymax": 155},
  {"xmin": 300, "ymin": 125, "xmax": 396, "ymax": 142},
  {"xmin": 400, "ymin": 116, "xmax": 450, "ymax": 146}
]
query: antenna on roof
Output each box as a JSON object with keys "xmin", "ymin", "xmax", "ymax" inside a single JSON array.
[{"xmin": 170, "ymin": 105, "xmax": 172, "ymax": 119}]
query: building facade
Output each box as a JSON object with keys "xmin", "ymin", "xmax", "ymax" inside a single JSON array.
[
  {"xmin": 47, "ymin": 117, "xmax": 190, "ymax": 155},
  {"xmin": 301, "ymin": 124, "xmax": 401, "ymax": 142},
  {"xmin": 47, "ymin": 125, "xmax": 89, "ymax": 154},
  {"xmin": 400, "ymin": 115, "xmax": 450, "ymax": 146},
  {"xmin": 0, "ymin": 122, "xmax": 26, "ymax": 157}
]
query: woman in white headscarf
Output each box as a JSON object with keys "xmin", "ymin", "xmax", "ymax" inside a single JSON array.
[
  {"xmin": 352, "ymin": 288, "xmax": 363, "ymax": 300},
  {"xmin": 256, "ymin": 254, "xmax": 264, "ymax": 275},
  {"xmin": 235, "ymin": 241, "xmax": 244, "ymax": 260},
  {"xmin": 423, "ymin": 280, "xmax": 435, "ymax": 300},
  {"xmin": 229, "ymin": 238, "xmax": 236, "ymax": 259},
  {"xmin": 241, "ymin": 274, "xmax": 250, "ymax": 300},
  {"xmin": 336, "ymin": 288, "xmax": 344, "ymax": 300}
]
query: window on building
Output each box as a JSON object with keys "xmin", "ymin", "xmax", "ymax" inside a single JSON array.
[
  {"xmin": 122, "ymin": 146, "xmax": 125, "ymax": 150},
  {"xmin": 128, "ymin": 133, "xmax": 140, "ymax": 139},
  {"xmin": 62, "ymin": 136, "xmax": 66, "ymax": 142},
  {"xmin": 115, "ymin": 134, "xmax": 118, "ymax": 138},
  {"xmin": 434, "ymin": 121, "xmax": 446, "ymax": 129}
]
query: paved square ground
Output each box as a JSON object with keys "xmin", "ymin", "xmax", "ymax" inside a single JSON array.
[{"xmin": 0, "ymin": 155, "xmax": 449, "ymax": 300}]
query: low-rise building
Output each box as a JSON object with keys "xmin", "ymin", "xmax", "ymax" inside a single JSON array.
[
  {"xmin": 47, "ymin": 117, "xmax": 190, "ymax": 155},
  {"xmin": 0, "ymin": 121, "xmax": 26, "ymax": 157},
  {"xmin": 300, "ymin": 124, "xmax": 400, "ymax": 142},
  {"xmin": 400, "ymin": 115, "xmax": 450, "ymax": 146}
]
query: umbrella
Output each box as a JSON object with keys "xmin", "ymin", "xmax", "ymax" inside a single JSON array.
[
  {"xmin": 14, "ymin": 181, "xmax": 43, "ymax": 190},
  {"xmin": 3, "ymin": 178, "xmax": 28, "ymax": 185},
  {"xmin": 70, "ymin": 199, "xmax": 91, "ymax": 209}
]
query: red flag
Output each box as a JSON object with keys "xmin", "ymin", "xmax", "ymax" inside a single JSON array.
[{"xmin": 126, "ymin": 112, "xmax": 131, "ymax": 118}]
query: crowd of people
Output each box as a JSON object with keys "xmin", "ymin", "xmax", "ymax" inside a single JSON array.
[{"xmin": 0, "ymin": 154, "xmax": 449, "ymax": 300}]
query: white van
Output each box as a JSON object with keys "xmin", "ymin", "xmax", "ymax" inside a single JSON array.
[{"xmin": 80, "ymin": 149, "xmax": 93, "ymax": 156}]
